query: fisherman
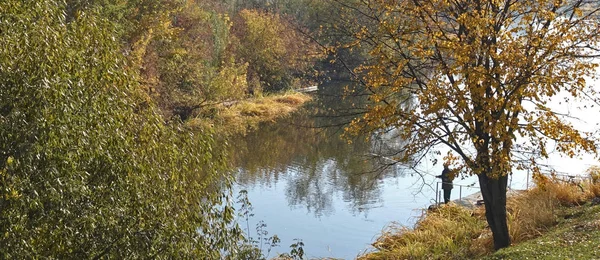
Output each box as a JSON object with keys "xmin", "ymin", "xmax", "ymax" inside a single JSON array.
[{"xmin": 436, "ymin": 163, "xmax": 454, "ymax": 204}]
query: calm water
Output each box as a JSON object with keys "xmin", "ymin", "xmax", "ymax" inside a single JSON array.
[
  {"xmin": 230, "ymin": 82, "xmax": 484, "ymax": 259},
  {"xmin": 229, "ymin": 76, "xmax": 600, "ymax": 259}
]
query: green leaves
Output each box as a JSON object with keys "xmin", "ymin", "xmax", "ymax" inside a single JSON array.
[{"xmin": 0, "ymin": 0, "xmax": 240, "ymax": 258}]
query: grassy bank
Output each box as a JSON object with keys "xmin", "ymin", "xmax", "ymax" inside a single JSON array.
[
  {"xmin": 186, "ymin": 92, "xmax": 312, "ymax": 136},
  {"xmin": 486, "ymin": 203, "xmax": 600, "ymax": 259},
  {"xmin": 360, "ymin": 170, "xmax": 600, "ymax": 260}
]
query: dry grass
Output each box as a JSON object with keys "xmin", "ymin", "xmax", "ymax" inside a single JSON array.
[
  {"xmin": 534, "ymin": 173, "xmax": 594, "ymax": 206},
  {"xmin": 587, "ymin": 166, "xmax": 600, "ymax": 197},
  {"xmin": 359, "ymin": 205, "xmax": 486, "ymax": 260},
  {"xmin": 589, "ymin": 183, "xmax": 600, "ymax": 198},
  {"xmin": 506, "ymin": 190, "xmax": 558, "ymax": 243},
  {"xmin": 273, "ymin": 95, "xmax": 308, "ymax": 105},
  {"xmin": 185, "ymin": 92, "xmax": 311, "ymax": 136},
  {"xmin": 359, "ymin": 170, "xmax": 600, "ymax": 260}
]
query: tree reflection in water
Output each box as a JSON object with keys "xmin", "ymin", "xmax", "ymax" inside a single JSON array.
[{"xmin": 231, "ymin": 82, "xmax": 407, "ymax": 217}]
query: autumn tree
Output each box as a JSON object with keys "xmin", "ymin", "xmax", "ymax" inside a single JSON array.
[
  {"xmin": 335, "ymin": 0, "xmax": 600, "ymax": 250},
  {"xmin": 152, "ymin": 2, "xmax": 249, "ymax": 120},
  {"xmin": 234, "ymin": 9, "xmax": 322, "ymax": 93}
]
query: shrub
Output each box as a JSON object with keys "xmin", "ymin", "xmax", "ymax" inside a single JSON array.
[
  {"xmin": 234, "ymin": 9, "xmax": 321, "ymax": 92},
  {"xmin": 0, "ymin": 1, "xmax": 241, "ymax": 258}
]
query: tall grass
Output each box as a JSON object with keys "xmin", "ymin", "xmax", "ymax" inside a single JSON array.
[
  {"xmin": 360, "ymin": 169, "xmax": 600, "ymax": 259},
  {"xmin": 360, "ymin": 205, "xmax": 486, "ymax": 260},
  {"xmin": 587, "ymin": 166, "xmax": 600, "ymax": 198},
  {"xmin": 506, "ymin": 190, "xmax": 558, "ymax": 243},
  {"xmin": 533, "ymin": 172, "xmax": 595, "ymax": 206}
]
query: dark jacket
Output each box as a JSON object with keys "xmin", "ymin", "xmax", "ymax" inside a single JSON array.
[{"xmin": 437, "ymin": 167, "xmax": 454, "ymax": 190}]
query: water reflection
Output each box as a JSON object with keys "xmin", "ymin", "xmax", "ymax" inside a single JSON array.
[{"xmin": 232, "ymin": 82, "xmax": 406, "ymax": 217}]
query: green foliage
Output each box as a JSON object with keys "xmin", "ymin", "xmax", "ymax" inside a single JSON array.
[
  {"xmin": 0, "ymin": 0, "xmax": 241, "ymax": 258},
  {"xmin": 61, "ymin": 0, "xmax": 322, "ymax": 123}
]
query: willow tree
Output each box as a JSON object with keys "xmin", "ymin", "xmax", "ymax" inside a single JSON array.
[
  {"xmin": 0, "ymin": 1, "xmax": 241, "ymax": 258},
  {"xmin": 335, "ymin": 0, "xmax": 600, "ymax": 249}
]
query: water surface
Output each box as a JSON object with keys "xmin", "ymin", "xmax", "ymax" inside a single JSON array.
[
  {"xmin": 231, "ymin": 76, "xmax": 600, "ymax": 258},
  {"xmin": 230, "ymin": 82, "xmax": 483, "ymax": 259}
]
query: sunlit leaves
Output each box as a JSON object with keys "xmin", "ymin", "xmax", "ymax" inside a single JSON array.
[
  {"xmin": 235, "ymin": 9, "xmax": 322, "ymax": 92},
  {"xmin": 339, "ymin": 0, "xmax": 600, "ymax": 179}
]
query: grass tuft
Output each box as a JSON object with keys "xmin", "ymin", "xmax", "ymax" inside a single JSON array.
[
  {"xmin": 185, "ymin": 92, "xmax": 311, "ymax": 136},
  {"xmin": 360, "ymin": 205, "xmax": 486, "ymax": 260},
  {"xmin": 506, "ymin": 190, "xmax": 558, "ymax": 243},
  {"xmin": 360, "ymin": 168, "xmax": 600, "ymax": 260}
]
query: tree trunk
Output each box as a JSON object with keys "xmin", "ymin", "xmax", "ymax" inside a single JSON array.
[{"xmin": 477, "ymin": 172, "xmax": 510, "ymax": 250}]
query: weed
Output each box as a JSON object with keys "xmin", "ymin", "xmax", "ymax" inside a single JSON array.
[{"xmin": 235, "ymin": 190, "xmax": 306, "ymax": 260}]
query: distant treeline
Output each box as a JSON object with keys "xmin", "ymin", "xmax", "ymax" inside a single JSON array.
[{"xmin": 62, "ymin": 0, "xmax": 335, "ymax": 121}]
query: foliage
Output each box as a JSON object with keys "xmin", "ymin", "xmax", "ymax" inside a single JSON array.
[
  {"xmin": 151, "ymin": 2, "xmax": 248, "ymax": 120},
  {"xmin": 339, "ymin": 0, "xmax": 600, "ymax": 177},
  {"xmin": 0, "ymin": 1, "xmax": 242, "ymax": 258},
  {"xmin": 335, "ymin": 0, "xmax": 600, "ymax": 249},
  {"xmin": 63, "ymin": 0, "xmax": 321, "ymax": 123},
  {"xmin": 277, "ymin": 239, "xmax": 306, "ymax": 260},
  {"xmin": 235, "ymin": 9, "xmax": 322, "ymax": 92}
]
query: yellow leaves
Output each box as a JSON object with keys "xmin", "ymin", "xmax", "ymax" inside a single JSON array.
[
  {"xmin": 2, "ymin": 157, "xmax": 20, "ymax": 201},
  {"xmin": 443, "ymin": 152, "xmax": 460, "ymax": 166},
  {"xmin": 340, "ymin": 0, "xmax": 600, "ymax": 180},
  {"xmin": 6, "ymin": 156, "xmax": 13, "ymax": 167},
  {"xmin": 4, "ymin": 188, "xmax": 21, "ymax": 200}
]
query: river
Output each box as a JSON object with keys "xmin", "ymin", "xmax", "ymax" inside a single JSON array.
[
  {"xmin": 229, "ymin": 71, "xmax": 600, "ymax": 259},
  {"xmin": 229, "ymin": 82, "xmax": 488, "ymax": 259}
]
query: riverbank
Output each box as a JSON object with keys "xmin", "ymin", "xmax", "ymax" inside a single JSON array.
[
  {"xmin": 185, "ymin": 92, "xmax": 312, "ymax": 136},
  {"xmin": 359, "ymin": 172, "xmax": 600, "ymax": 259},
  {"xmin": 485, "ymin": 202, "xmax": 600, "ymax": 259}
]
